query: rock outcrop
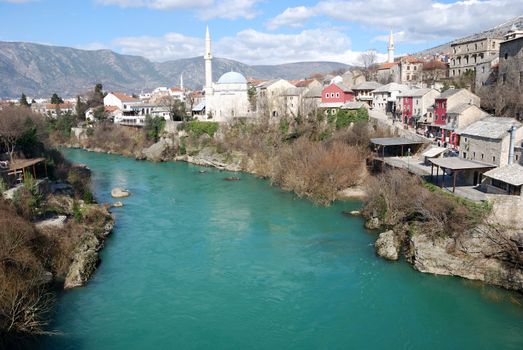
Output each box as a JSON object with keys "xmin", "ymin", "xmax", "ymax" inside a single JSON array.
[
  {"xmin": 406, "ymin": 226, "xmax": 523, "ymax": 292},
  {"xmin": 64, "ymin": 216, "xmax": 114, "ymax": 289},
  {"xmin": 111, "ymin": 188, "xmax": 131, "ymax": 198},
  {"xmin": 142, "ymin": 137, "xmax": 178, "ymax": 162},
  {"xmin": 375, "ymin": 230, "xmax": 401, "ymax": 261}
]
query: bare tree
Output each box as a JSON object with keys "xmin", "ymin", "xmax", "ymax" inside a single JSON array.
[
  {"xmin": 0, "ymin": 107, "xmax": 34, "ymax": 161},
  {"xmin": 359, "ymin": 50, "xmax": 378, "ymax": 80}
]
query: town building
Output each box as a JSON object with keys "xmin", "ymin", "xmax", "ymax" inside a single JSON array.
[
  {"xmin": 352, "ymin": 81, "xmax": 381, "ymax": 107},
  {"xmin": 449, "ymin": 36, "xmax": 503, "ymax": 80},
  {"xmin": 319, "ymin": 83, "xmax": 355, "ymax": 114},
  {"xmin": 397, "ymin": 88, "xmax": 439, "ymax": 127},
  {"xmin": 430, "ymin": 88, "xmax": 481, "ymax": 145},
  {"xmin": 371, "ymin": 83, "xmax": 408, "ymax": 114},
  {"xmin": 458, "ymin": 117, "xmax": 523, "ymax": 166},
  {"xmin": 302, "ymin": 86, "xmax": 322, "ymax": 117},
  {"xmin": 200, "ymin": 27, "xmax": 251, "ymax": 122},
  {"xmin": 104, "ymin": 92, "xmax": 140, "ymax": 111},
  {"xmin": 282, "ymin": 87, "xmax": 308, "ymax": 118},
  {"xmin": 497, "ymin": 24, "xmax": 523, "ymax": 119},
  {"xmin": 256, "ymin": 79, "xmax": 296, "ymax": 118}
]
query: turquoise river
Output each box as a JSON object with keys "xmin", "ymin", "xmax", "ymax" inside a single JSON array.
[{"xmin": 36, "ymin": 149, "xmax": 523, "ymax": 349}]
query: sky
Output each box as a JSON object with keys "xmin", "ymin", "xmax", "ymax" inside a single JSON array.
[{"xmin": 0, "ymin": 0, "xmax": 522, "ymax": 65}]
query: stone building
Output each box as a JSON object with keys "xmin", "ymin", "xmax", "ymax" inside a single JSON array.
[
  {"xmin": 371, "ymin": 83, "xmax": 408, "ymax": 114},
  {"xmin": 497, "ymin": 24, "xmax": 523, "ymax": 119},
  {"xmin": 397, "ymin": 88, "xmax": 439, "ymax": 127},
  {"xmin": 459, "ymin": 117, "xmax": 523, "ymax": 166},
  {"xmin": 352, "ymin": 81, "xmax": 381, "ymax": 107},
  {"xmin": 256, "ymin": 79, "xmax": 295, "ymax": 118},
  {"xmin": 449, "ymin": 37, "xmax": 502, "ymax": 80}
]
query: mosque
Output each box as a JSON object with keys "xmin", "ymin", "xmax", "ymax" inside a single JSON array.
[{"xmin": 195, "ymin": 26, "xmax": 251, "ymax": 122}]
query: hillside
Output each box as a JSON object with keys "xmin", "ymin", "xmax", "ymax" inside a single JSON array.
[{"xmin": 0, "ymin": 41, "xmax": 350, "ymax": 98}]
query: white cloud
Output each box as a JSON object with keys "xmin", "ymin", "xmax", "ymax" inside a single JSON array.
[
  {"xmin": 267, "ymin": 0, "xmax": 523, "ymax": 43},
  {"xmin": 97, "ymin": 0, "xmax": 261, "ymax": 19},
  {"xmin": 106, "ymin": 28, "xmax": 387, "ymax": 65},
  {"xmin": 266, "ymin": 6, "xmax": 316, "ymax": 30}
]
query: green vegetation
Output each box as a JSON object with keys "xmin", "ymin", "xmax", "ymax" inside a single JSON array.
[
  {"xmin": 144, "ymin": 116, "xmax": 166, "ymax": 142},
  {"xmin": 335, "ymin": 108, "xmax": 369, "ymax": 130},
  {"xmin": 50, "ymin": 93, "xmax": 64, "ymax": 105},
  {"xmin": 19, "ymin": 93, "xmax": 30, "ymax": 107},
  {"xmin": 185, "ymin": 121, "xmax": 219, "ymax": 137}
]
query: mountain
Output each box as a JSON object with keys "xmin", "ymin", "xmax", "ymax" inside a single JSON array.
[
  {"xmin": 416, "ymin": 15, "xmax": 523, "ymax": 56},
  {"xmin": 0, "ymin": 41, "xmax": 350, "ymax": 99}
]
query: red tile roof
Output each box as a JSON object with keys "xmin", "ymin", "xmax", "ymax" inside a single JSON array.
[
  {"xmin": 111, "ymin": 92, "xmax": 139, "ymax": 102},
  {"xmin": 378, "ymin": 62, "xmax": 399, "ymax": 70}
]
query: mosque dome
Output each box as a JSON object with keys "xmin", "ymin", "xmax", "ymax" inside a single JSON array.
[{"xmin": 217, "ymin": 71, "xmax": 247, "ymax": 84}]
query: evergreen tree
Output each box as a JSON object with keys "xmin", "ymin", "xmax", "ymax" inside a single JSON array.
[
  {"xmin": 50, "ymin": 93, "xmax": 64, "ymax": 105},
  {"xmin": 19, "ymin": 93, "xmax": 30, "ymax": 107},
  {"xmin": 75, "ymin": 95, "xmax": 88, "ymax": 120}
]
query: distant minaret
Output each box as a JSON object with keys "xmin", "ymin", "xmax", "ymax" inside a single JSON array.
[
  {"xmin": 204, "ymin": 26, "xmax": 213, "ymax": 93},
  {"xmin": 180, "ymin": 73, "xmax": 184, "ymax": 91},
  {"xmin": 388, "ymin": 30, "xmax": 395, "ymax": 63}
]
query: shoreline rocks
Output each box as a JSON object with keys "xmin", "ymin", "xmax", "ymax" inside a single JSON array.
[{"xmin": 375, "ymin": 230, "xmax": 401, "ymax": 261}]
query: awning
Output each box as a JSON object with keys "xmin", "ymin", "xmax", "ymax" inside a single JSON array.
[
  {"xmin": 192, "ymin": 101, "xmax": 206, "ymax": 112},
  {"xmin": 423, "ymin": 147, "xmax": 447, "ymax": 158}
]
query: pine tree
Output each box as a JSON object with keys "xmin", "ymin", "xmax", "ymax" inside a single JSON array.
[
  {"xmin": 50, "ymin": 93, "xmax": 64, "ymax": 105},
  {"xmin": 19, "ymin": 93, "xmax": 30, "ymax": 107}
]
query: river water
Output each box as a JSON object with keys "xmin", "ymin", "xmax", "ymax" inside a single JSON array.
[{"xmin": 38, "ymin": 149, "xmax": 523, "ymax": 349}]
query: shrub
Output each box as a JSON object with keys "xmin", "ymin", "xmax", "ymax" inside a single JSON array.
[
  {"xmin": 144, "ymin": 115, "xmax": 166, "ymax": 142},
  {"xmin": 185, "ymin": 121, "xmax": 219, "ymax": 137}
]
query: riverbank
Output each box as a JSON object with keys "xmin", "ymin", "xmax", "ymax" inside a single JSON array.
[
  {"xmin": 1, "ymin": 162, "xmax": 114, "ymax": 343},
  {"xmin": 60, "ymin": 119, "xmax": 522, "ymax": 293}
]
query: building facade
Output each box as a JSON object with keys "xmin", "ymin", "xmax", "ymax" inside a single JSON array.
[{"xmin": 449, "ymin": 37, "xmax": 502, "ymax": 79}]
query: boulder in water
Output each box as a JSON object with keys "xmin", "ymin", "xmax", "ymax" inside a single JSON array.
[
  {"xmin": 375, "ymin": 230, "xmax": 401, "ymax": 261},
  {"xmin": 111, "ymin": 188, "xmax": 131, "ymax": 198},
  {"xmin": 224, "ymin": 177, "xmax": 241, "ymax": 181}
]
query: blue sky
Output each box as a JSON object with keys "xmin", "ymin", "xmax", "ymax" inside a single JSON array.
[{"xmin": 1, "ymin": 0, "xmax": 522, "ymax": 65}]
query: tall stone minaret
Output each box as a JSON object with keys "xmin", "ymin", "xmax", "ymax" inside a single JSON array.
[
  {"xmin": 204, "ymin": 26, "xmax": 213, "ymax": 93},
  {"xmin": 180, "ymin": 73, "xmax": 184, "ymax": 90},
  {"xmin": 388, "ymin": 30, "xmax": 395, "ymax": 63}
]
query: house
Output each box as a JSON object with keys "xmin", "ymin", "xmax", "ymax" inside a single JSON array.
[
  {"xmin": 482, "ymin": 163, "xmax": 523, "ymax": 196},
  {"xmin": 376, "ymin": 62, "xmax": 401, "ymax": 84},
  {"xmin": 422, "ymin": 60, "xmax": 449, "ymax": 86},
  {"xmin": 104, "ymin": 92, "xmax": 140, "ymax": 111},
  {"xmin": 43, "ymin": 103, "xmax": 74, "ymax": 118},
  {"xmin": 442, "ymin": 104, "xmax": 490, "ymax": 147},
  {"xmin": 319, "ymin": 83, "xmax": 355, "ymax": 114},
  {"xmin": 302, "ymin": 86, "xmax": 322, "ymax": 117},
  {"xmin": 352, "ymin": 81, "xmax": 381, "ymax": 107},
  {"xmin": 256, "ymin": 79, "xmax": 295, "ymax": 118},
  {"xmin": 169, "ymin": 87, "xmax": 186, "ymax": 101},
  {"xmin": 458, "ymin": 117, "xmax": 523, "ymax": 166},
  {"xmin": 341, "ymin": 70, "xmax": 366, "ymax": 88},
  {"xmin": 397, "ymin": 88, "xmax": 439, "ymax": 127},
  {"xmin": 372, "ymin": 83, "xmax": 409, "ymax": 114},
  {"xmin": 398, "ymin": 56, "xmax": 424, "ymax": 85},
  {"xmin": 293, "ymin": 79, "xmax": 323, "ymax": 90},
  {"xmin": 282, "ymin": 87, "xmax": 308, "ymax": 118}
]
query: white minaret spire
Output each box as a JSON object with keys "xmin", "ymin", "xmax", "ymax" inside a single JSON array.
[
  {"xmin": 180, "ymin": 73, "xmax": 184, "ymax": 90},
  {"xmin": 204, "ymin": 25, "xmax": 213, "ymax": 92},
  {"xmin": 388, "ymin": 30, "xmax": 395, "ymax": 63}
]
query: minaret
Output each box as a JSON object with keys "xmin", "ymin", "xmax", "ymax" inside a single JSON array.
[
  {"xmin": 180, "ymin": 73, "xmax": 184, "ymax": 91},
  {"xmin": 388, "ymin": 30, "xmax": 395, "ymax": 63},
  {"xmin": 204, "ymin": 26, "xmax": 213, "ymax": 93}
]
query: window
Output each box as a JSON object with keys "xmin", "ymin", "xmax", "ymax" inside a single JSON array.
[
  {"xmin": 493, "ymin": 156, "xmax": 496, "ymax": 163},
  {"xmin": 336, "ymin": 93, "xmax": 340, "ymax": 98},
  {"xmin": 481, "ymin": 153, "xmax": 484, "ymax": 160},
  {"xmin": 473, "ymin": 152, "xmax": 476, "ymax": 158},
  {"xmin": 505, "ymin": 53, "xmax": 508, "ymax": 60},
  {"xmin": 463, "ymin": 152, "xmax": 467, "ymax": 158},
  {"xmin": 492, "ymin": 179, "xmax": 508, "ymax": 190},
  {"xmin": 482, "ymin": 66, "xmax": 485, "ymax": 73},
  {"xmin": 407, "ymin": 66, "xmax": 410, "ymax": 71}
]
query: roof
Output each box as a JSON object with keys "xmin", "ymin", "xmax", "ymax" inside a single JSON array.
[
  {"xmin": 429, "ymin": 157, "xmax": 496, "ymax": 170},
  {"xmin": 400, "ymin": 55, "xmax": 424, "ymax": 64},
  {"xmin": 483, "ymin": 164, "xmax": 523, "ymax": 186},
  {"xmin": 217, "ymin": 71, "xmax": 247, "ymax": 84},
  {"xmin": 104, "ymin": 105, "xmax": 119, "ymax": 113},
  {"xmin": 111, "ymin": 92, "xmax": 139, "ymax": 102},
  {"xmin": 341, "ymin": 102, "xmax": 367, "ymax": 110},
  {"xmin": 282, "ymin": 87, "xmax": 307, "ymax": 96},
  {"xmin": 170, "ymin": 87, "xmax": 183, "ymax": 92},
  {"xmin": 352, "ymin": 81, "xmax": 382, "ymax": 91},
  {"xmin": 447, "ymin": 103, "xmax": 476, "ymax": 115},
  {"xmin": 294, "ymin": 79, "xmax": 316, "ymax": 88},
  {"xmin": 378, "ymin": 62, "xmax": 399, "ymax": 70},
  {"xmin": 8, "ymin": 158, "xmax": 46, "ymax": 172},
  {"xmin": 319, "ymin": 102, "xmax": 344, "ymax": 108},
  {"xmin": 373, "ymin": 83, "xmax": 409, "ymax": 93},
  {"xmin": 332, "ymin": 82, "xmax": 353, "ymax": 93},
  {"xmin": 304, "ymin": 86, "xmax": 322, "ymax": 98},
  {"xmin": 370, "ymin": 137, "xmax": 425, "ymax": 147},
  {"xmin": 437, "ymin": 88, "xmax": 465, "ymax": 99},
  {"xmin": 423, "ymin": 60, "xmax": 448, "ymax": 70},
  {"xmin": 459, "ymin": 117, "xmax": 522, "ymax": 139},
  {"xmin": 192, "ymin": 101, "xmax": 206, "ymax": 112},
  {"xmin": 423, "ymin": 147, "xmax": 447, "ymax": 158},
  {"xmin": 398, "ymin": 88, "xmax": 436, "ymax": 98},
  {"xmin": 45, "ymin": 103, "xmax": 73, "ymax": 109}
]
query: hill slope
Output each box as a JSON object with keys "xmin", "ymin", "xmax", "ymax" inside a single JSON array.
[{"xmin": 0, "ymin": 41, "xmax": 350, "ymax": 98}]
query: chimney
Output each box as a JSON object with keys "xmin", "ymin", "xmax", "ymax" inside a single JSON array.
[{"xmin": 508, "ymin": 125, "xmax": 516, "ymax": 165}]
